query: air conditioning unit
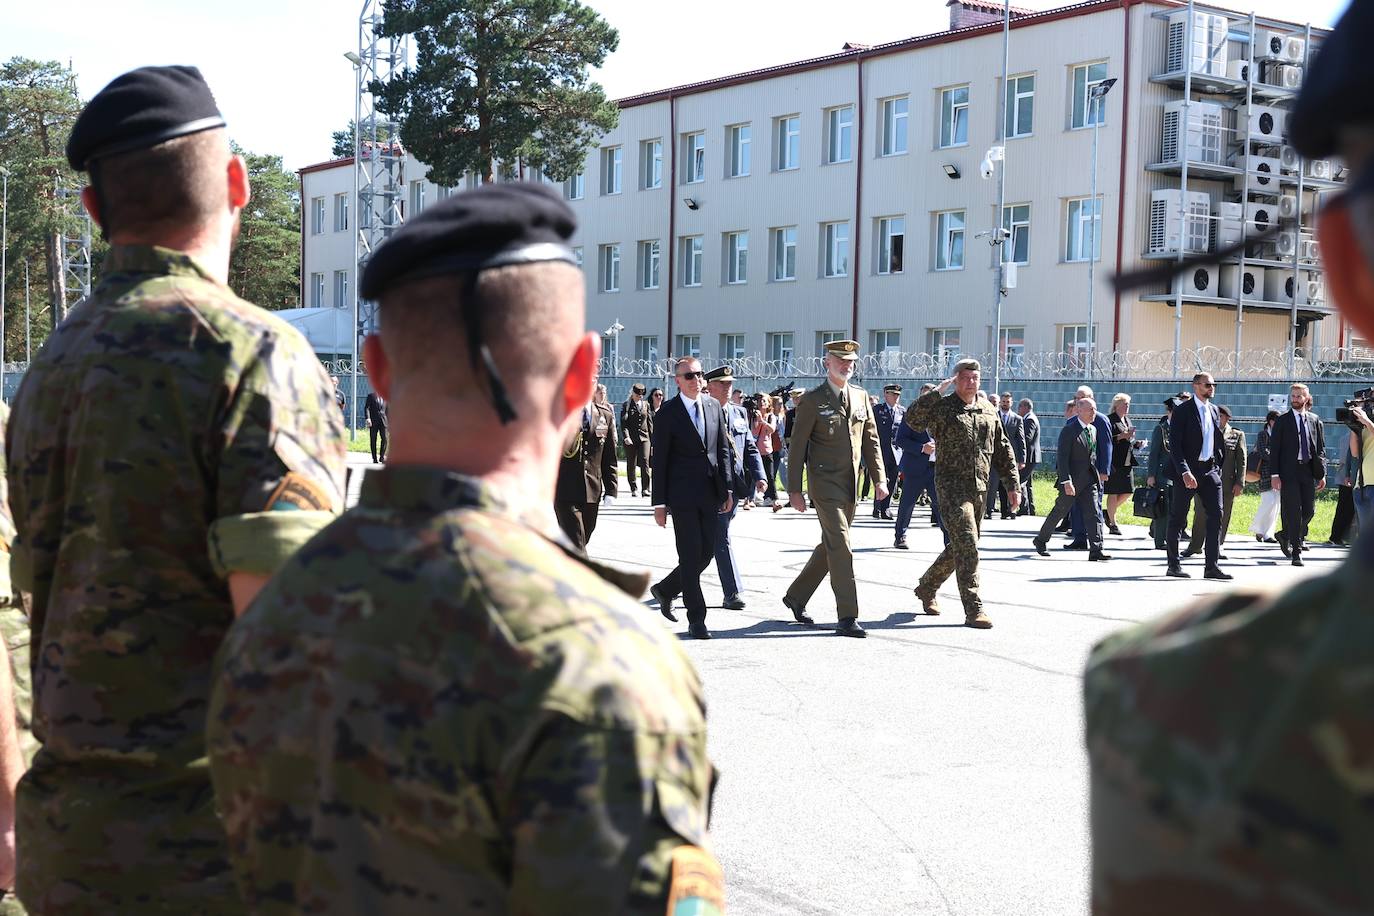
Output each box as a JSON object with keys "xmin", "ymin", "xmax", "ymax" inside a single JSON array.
[
  {"xmin": 1264, "ymin": 268, "xmax": 1305, "ymax": 303},
  {"xmin": 1252, "ymin": 29, "xmax": 1305, "ymax": 63},
  {"xmin": 1225, "ymin": 60, "xmax": 1253, "ymax": 82},
  {"xmin": 1220, "ymin": 264, "xmax": 1261, "ymax": 299},
  {"xmin": 1265, "ymin": 63, "xmax": 1302, "ymax": 89},
  {"xmin": 1167, "ymin": 11, "xmax": 1229, "ymax": 75},
  {"xmin": 1304, "ymin": 158, "xmax": 1333, "ymax": 180},
  {"xmin": 1278, "ymin": 145, "xmax": 1302, "ymax": 172},
  {"xmin": 1299, "ymin": 239, "xmax": 1320, "ymax": 263},
  {"xmin": 1162, "ymin": 101, "xmax": 1225, "ymax": 165},
  {"xmin": 1306, "ymin": 277, "xmax": 1325, "ymax": 302},
  {"xmin": 1233, "ymin": 154, "xmax": 1283, "ymax": 192},
  {"xmin": 1246, "ymin": 201, "xmax": 1280, "ymax": 232},
  {"xmin": 1215, "ymin": 201, "xmax": 1244, "ymax": 248},
  {"xmin": 1149, "ymin": 190, "xmax": 1212, "ymax": 254},
  {"xmin": 1277, "ymin": 195, "xmax": 1299, "ymax": 220},
  {"xmin": 1174, "ymin": 264, "xmax": 1220, "ymax": 297},
  {"xmin": 1275, "ymin": 230, "xmax": 1298, "ymax": 258},
  {"xmin": 1240, "ymin": 104, "xmax": 1287, "ymax": 142}
]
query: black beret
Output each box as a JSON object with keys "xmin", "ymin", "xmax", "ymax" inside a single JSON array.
[
  {"xmin": 360, "ymin": 182, "xmax": 577, "ymax": 300},
  {"xmin": 1290, "ymin": 1, "xmax": 1372, "ymax": 160},
  {"xmin": 703, "ymin": 365, "xmax": 735, "ymax": 383},
  {"xmin": 67, "ymin": 66, "xmax": 225, "ymax": 171}
]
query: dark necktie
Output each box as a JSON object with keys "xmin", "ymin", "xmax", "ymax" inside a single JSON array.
[{"xmin": 1297, "ymin": 413, "xmax": 1309, "ymax": 463}]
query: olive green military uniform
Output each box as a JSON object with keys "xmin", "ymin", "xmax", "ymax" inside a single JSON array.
[
  {"xmin": 1085, "ymin": 532, "xmax": 1374, "ymax": 914},
  {"xmin": 785, "ymin": 378, "xmax": 883, "ymax": 619},
  {"xmin": 907, "ymin": 389, "xmax": 1018, "ymax": 621},
  {"xmin": 554, "ymin": 399, "xmax": 619, "ymax": 549},
  {"xmin": 0, "ymin": 404, "xmax": 31, "ymax": 916},
  {"xmin": 5, "ymin": 245, "xmax": 347, "ymax": 913},
  {"xmin": 207, "ymin": 468, "xmax": 718, "ymax": 914}
]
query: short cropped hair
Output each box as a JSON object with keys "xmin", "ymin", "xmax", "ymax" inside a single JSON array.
[
  {"xmin": 1019, "ymin": 398, "xmax": 1034, "ymax": 410},
  {"xmin": 93, "ymin": 129, "xmax": 228, "ymax": 237}
]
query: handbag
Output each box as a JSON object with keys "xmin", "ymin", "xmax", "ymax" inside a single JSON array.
[
  {"xmin": 1133, "ymin": 485, "xmax": 1163, "ymax": 519},
  {"xmin": 1244, "ymin": 448, "xmax": 1261, "ymax": 484}
]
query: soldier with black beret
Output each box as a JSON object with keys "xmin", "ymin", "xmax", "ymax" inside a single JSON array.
[
  {"xmin": 206, "ymin": 183, "xmax": 719, "ymax": 914},
  {"xmin": 5, "ymin": 66, "xmax": 347, "ymax": 912}
]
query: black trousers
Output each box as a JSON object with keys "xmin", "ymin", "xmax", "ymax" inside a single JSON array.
[
  {"xmin": 1331, "ymin": 484, "xmax": 1357, "ymax": 542},
  {"xmin": 554, "ymin": 501, "xmax": 600, "ymax": 551},
  {"xmin": 1277, "ymin": 473, "xmax": 1317, "ymax": 554},
  {"xmin": 369, "ymin": 425, "xmax": 388, "ymax": 462},
  {"xmin": 625, "ymin": 441, "xmax": 650, "ymax": 494},
  {"xmin": 656, "ymin": 503, "xmax": 718, "ymax": 626},
  {"xmin": 1034, "ymin": 478, "xmax": 1103, "ymax": 551},
  {"xmin": 875, "ymin": 453, "xmax": 898, "ymax": 513},
  {"xmin": 1168, "ymin": 463, "xmax": 1222, "ymax": 567},
  {"xmin": 1021, "ymin": 462, "xmax": 1037, "ymax": 515},
  {"xmin": 760, "ymin": 454, "xmax": 778, "ymax": 501}
]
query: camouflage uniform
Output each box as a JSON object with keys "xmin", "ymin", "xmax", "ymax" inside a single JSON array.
[
  {"xmin": 0, "ymin": 404, "xmax": 34, "ymax": 770},
  {"xmin": 907, "ymin": 390, "xmax": 1018, "ymax": 620},
  {"xmin": 5, "ymin": 245, "xmax": 346, "ymax": 913},
  {"xmin": 1084, "ymin": 532, "xmax": 1374, "ymax": 914},
  {"xmin": 206, "ymin": 467, "xmax": 718, "ymax": 914}
]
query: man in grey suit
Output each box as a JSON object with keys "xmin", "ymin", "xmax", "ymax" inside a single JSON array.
[
  {"xmin": 1018, "ymin": 398, "xmax": 1041, "ymax": 516},
  {"xmin": 987, "ymin": 392, "xmax": 1027, "ymax": 519},
  {"xmin": 1032, "ymin": 398, "xmax": 1111, "ymax": 561}
]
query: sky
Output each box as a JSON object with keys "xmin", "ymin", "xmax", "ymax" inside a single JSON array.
[{"xmin": 4, "ymin": 0, "xmax": 1352, "ymax": 174}]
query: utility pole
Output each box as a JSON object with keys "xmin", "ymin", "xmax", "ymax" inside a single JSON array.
[{"xmin": 1086, "ymin": 77, "xmax": 1117, "ymax": 379}]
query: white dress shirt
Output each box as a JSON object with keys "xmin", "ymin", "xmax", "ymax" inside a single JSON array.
[
  {"xmin": 680, "ymin": 392, "xmax": 705, "ymax": 441},
  {"xmin": 1195, "ymin": 396, "xmax": 1215, "ymax": 461}
]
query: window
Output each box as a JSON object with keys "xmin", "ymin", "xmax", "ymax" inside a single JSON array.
[
  {"xmin": 823, "ymin": 221, "xmax": 849, "ymax": 278},
  {"xmin": 599, "ymin": 244, "xmax": 620, "ymax": 292},
  {"xmin": 816, "ymin": 330, "xmax": 845, "ymax": 355},
  {"xmin": 881, "ymin": 96, "xmax": 909, "ymax": 156},
  {"xmin": 602, "ymin": 146, "xmax": 622, "ymax": 195},
  {"xmin": 640, "ymin": 139, "xmax": 662, "ymax": 189},
  {"xmin": 681, "ymin": 236, "xmax": 704, "ymax": 287},
  {"xmin": 333, "ymin": 193, "xmax": 349, "ymax": 232},
  {"xmin": 826, "ymin": 105, "xmax": 854, "ymax": 164},
  {"xmin": 564, "ymin": 172, "xmax": 585, "ymax": 200},
  {"xmin": 1061, "ymin": 324, "xmax": 1097, "ymax": 364},
  {"xmin": 310, "ymin": 197, "xmax": 325, "ymax": 235},
  {"xmin": 638, "ymin": 240, "xmax": 661, "ymax": 290},
  {"xmin": 333, "ymin": 269, "xmax": 349, "ymax": 308},
  {"xmin": 728, "ymin": 124, "xmax": 751, "ymax": 177},
  {"xmin": 775, "ymin": 115, "xmax": 800, "ymax": 170},
  {"xmin": 409, "ymin": 180, "xmax": 425, "ymax": 216},
  {"xmin": 1005, "ymin": 74, "xmax": 1035, "ymax": 138},
  {"xmin": 772, "ymin": 226, "xmax": 798, "ymax": 280},
  {"xmin": 310, "ymin": 272, "xmax": 324, "ymax": 308},
  {"xmin": 999, "ymin": 326, "xmax": 1026, "ymax": 368},
  {"xmin": 878, "ymin": 216, "xmax": 905, "ymax": 274},
  {"xmin": 676, "ymin": 334, "xmax": 701, "ymax": 358},
  {"xmin": 873, "ymin": 329, "xmax": 901, "ymax": 353},
  {"xmin": 721, "ymin": 334, "xmax": 746, "ymax": 360},
  {"xmin": 435, "ymin": 185, "xmax": 455, "ymax": 200},
  {"xmin": 684, "ymin": 132, "xmax": 705, "ymax": 183},
  {"xmin": 1002, "ymin": 204, "xmax": 1030, "ymax": 264},
  {"xmin": 1071, "ymin": 62, "xmax": 1109, "ymax": 129},
  {"xmin": 767, "ymin": 332, "xmax": 794, "ymax": 362},
  {"xmin": 940, "ymin": 85, "xmax": 970, "ymax": 148},
  {"xmin": 936, "ymin": 210, "xmax": 966, "ymax": 270},
  {"xmin": 726, "ymin": 231, "xmax": 748, "ymax": 284},
  {"xmin": 601, "ymin": 332, "xmax": 618, "ymax": 364},
  {"xmin": 1065, "ymin": 196, "xmax": 1102, "ymax": 262},
  {"xmin": 929, "ymin": 328, "xmax": 961, "ymax": 361},
  {"xmin": 635, "ymin": 335, "xmax": 658, "ymax": 362}
]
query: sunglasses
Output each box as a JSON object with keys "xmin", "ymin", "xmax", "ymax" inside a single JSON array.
[
  {"xmin": 679, "ymin": 371, "xmax": 705, "ymax": 380},
  {"xmin": 1198, "ymin": 382, "xmax": 1216, "ymax": 389}
]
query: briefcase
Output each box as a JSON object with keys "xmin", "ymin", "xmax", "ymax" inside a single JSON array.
[
  {"xmin": 1133, "ymin": 486, "xmax": 1163, "ymax": 519},
  {"xmin": 1244, "ymin": 449, "xmax": 1261, "ymax": 484}
]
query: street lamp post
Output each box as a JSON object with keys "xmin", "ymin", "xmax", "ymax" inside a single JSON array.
[
  {"xmin": 345, "ymin": 50, "xmax": 363, "ymax": 442},
  {"xmin": 990, "ymin": 0, "xmax": 1011, "ymax": 397},
  {"xmin": 1086, "ymin": 77, "xmax": 1116, "ymax": 378}
]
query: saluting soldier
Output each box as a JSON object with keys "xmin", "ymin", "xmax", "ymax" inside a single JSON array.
[
  {"xmin": 6, "ymin": 66, "xmax": 347, "ymax": 912},
  {"xmin": 907, "ymin": 359, "xmax": 1019, "ymax": 629},
  {"xmin": 555, "ymin": 387, "xmax": 619, "ymax": 549},
  {"xmin": 620, "ymin": 382, "xmax": 653, "ymax": 497},
  {"xmin": 206, "ymin": 183, "xmax": 720, "ymax": 914},
  {"xmin": 782, "ymin": 339, "xmax": 884, "ymax": 637}
]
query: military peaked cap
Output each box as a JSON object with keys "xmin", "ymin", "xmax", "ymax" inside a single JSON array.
[
  {"xmin": 824, "ymin": 339, "xmax": 860, "ymax": 360},
  {"xmin": 67, "ymin": 66, "xmax": 226, "ymax": 171},
  {"xmin": 954, "ymin": 358, "xmax": 981, "ymax": 373},
  {"xmin": 883, "ymin": 384, "xmax": 902, "ymax": 393},
  {"xmin": 631, "ymin": 382, "xmax": 647, "ymax": 393},
  {"xmin": 703, "ymin": 365, "xmax": 735, "ymax": 383}
]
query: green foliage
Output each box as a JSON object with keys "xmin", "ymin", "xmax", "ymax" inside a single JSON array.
[
  {"xmin": 228, "ymin": 143, "xmax": 301, "ymax": 310},
  {"xmin": 330, "ymin": 119, "xmax": 392, "ymax": 160},
  {"xmin": 375, "ymin": 0, "xmax": 620, "ymax": 185}
]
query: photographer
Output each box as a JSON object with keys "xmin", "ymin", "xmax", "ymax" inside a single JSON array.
[
  {"xmin": 1347, "ymin": 402, "xmax": 1374, "ymax": 530},
  {"xmin": 752, "ymin": 394, "xmax": 778, "ymax": 506}
]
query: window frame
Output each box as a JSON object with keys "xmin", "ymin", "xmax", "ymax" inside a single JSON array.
[
  {"xmin": 1001, "ymin": 204, "xmax": 1031, "ymax": 265},
  {"xmin": 728, "ymin": 123, "xmax": 751, "ymax": 178},
  {"xmin": 767, "ymin": 331, "xmax": 795, "ymax": 363},
  {"xmin": 564, "ymin": 172, "xmax": 585, "ymax": 200},
  {"xmin": 641, "ymin": 139, "xmax": 663, "ymax": 190},
  {"xmin": 878, "ymin": 216, "xmax": 906, "ymax": 275},
  {"xmin": 825, "ymin": 105, "xmax": 854, "ymax": 164},
  {"xmin": 684, "ymin": 132, "xmax": 706, "ymax": 184},
  {"xmin": 816, "ymin": 330, "xmax": 845, "ymax": 356},
  {"xmin": 726, "ymin": 231, "xmax": 749, "ymax": 285},
  {"xmin": 639, "ymin": 240, "xmax": 661, "ymax": 290},
  {"xmin": 676, "ymin": 334, "xmax": 702, "ymax": 358},
  {"xmin": 772, "ymin": 226, "xmax": 798, "ymax": 281},
  {"xmin": 880, "ymin": 95, "xmax": 909, "ymax": 156},
  {"xmin": 634, "ymin": 335, "xmax": 658, "ymax": 362},
  {"xmin": 1065, "ymin": 196, "xmax": 1103, "ymax": 263},
  {"xmin": 310, "ymin": 197, "xmax": 325, "ymax": 235},
  {"xmin": 409, "ymin": 180, "xmax": 425, "ymax": 216},
  {"xmin": 310, "ymin": 271, "xmax": 324, "ymax": 308},
  {"xmin": 999, "ymin": 326, "xmax": 1027, "ymax": 368},
  {"xmin": 720, "ymin": 333, "xmax": 746, "ymax": 360},
  {"xmin": 775, "ymin": 115, "xmax": 800, "ymax": 171},
  {"xmin": 1070, "ymin": 61, "xmax": 1109, "ymax": 130},
  {"xmin": 599, "ymin": 243, "xmax": 621, "ymax": 293},
  {"xmin": 939, "ymin": 85, "xmax": 970, "ymax": 149},
  {"xmin": 1005, "ymin": 73, "xmax": 1035, "ymax": 139},
  {"xmin": 333, "ymin": 193, "xmax": 349, "ymax": 232},
  {"xmin": 332, "ymin": 269, "xmax": 349, "ymax": 308},
  {"xmin": 823, "ymin": 221, "xmax": 850, "ymax": 278},
  {"xmin": 935, "ymin": 210, "xmax": 966, "ymax": 271},
  {"xmin": 602, "ymin": 145, "xmax": 623, "ymax": 195},
  {"xmin": 928, "ymin": 327, "xmax": 961, "ymax": 361},
  {"xmin": 681, "ymin": 236, "xmax": 704, "ymax": 288}
]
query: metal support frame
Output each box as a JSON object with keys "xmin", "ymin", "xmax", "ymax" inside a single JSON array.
[{"xmin": 57, "ymin": 183, "xmax": 91, "ymax": 323}]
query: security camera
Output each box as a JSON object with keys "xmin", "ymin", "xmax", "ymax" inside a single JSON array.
[{"xmin": 980, "ymin": 158, "xmax": 995, "ymax": 179}]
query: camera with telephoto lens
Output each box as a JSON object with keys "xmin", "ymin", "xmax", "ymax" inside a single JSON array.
[
  {"xmin": 769, "ymin": 381, "xmax": 796, "ymax": 400},
  {"xmin": 1334, "ymin": 387, "xmax": 1374, "ymax": 430}
]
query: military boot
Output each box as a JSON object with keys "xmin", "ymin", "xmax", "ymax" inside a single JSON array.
[
  {"xmin": 914, "ymin": 589, "xmax": 940, "ymax": 615},
  {"xmin": 964, "ymin": 608, "xmax": 993, "ymax": 629}
]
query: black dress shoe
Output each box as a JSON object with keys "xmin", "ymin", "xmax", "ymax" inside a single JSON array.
[
  {"xmin": 1108, "ymin": 525, "xmax": 1122, "ymax": 536},
  {"xmin": 1063, "ymin": 540, "xmax": 1089, "ymax": 551},
  {"xmin": 872, "ymin": 510, "xmax": 881, "ymax": 519},
  {"xmin": 1264, "ymin": 537, "xmax": 1278, "ymax": 544},
  {"xmin": 881, "ymin": 510, "xmax": 895, "ymax": 520},
  {"xmin": 1181, "ymin": 549, "xmax": 1198, "ymax": 559},
  {"xmin": 1292, "ymin": 554, "xmax": 1305, "ymax": 567},
  {"xmin": 1089, "ymin": 551, "xmax": 1112, "ymax": 561},
  {"xmin": 782, "ymin": 595, "xmax": 815, "ymax": 626},
  {"xmin": 688, "ymin": 623, "xmax": 712, "ymax": 639},
  {"xmin": 1276, "ymin": 531, "xmax": 1291, "ymax": 558},
  {"xmin": 721, "ymin": 596, "xmax": 746, "ymax": 610},
  {"xmin": 894, "ymin": 537, "xmax": 909, "ymax": 550},
  {"xmin": 1033, "ymin": 540, "xmax": 1050, "ymax": 557},
  {"xmin": 1166, "ymin": 565, "xmax": 1190, "ymax": 578},
  {"xmin": 650, "ymin": 584, "xmax": 678, "ymax": 623},
  {"xmin": 836, "ymin": 617, "xmax": 867, "ymax": 638},
  {"xmin": 1216, "ymin": 552, "xmax": 1229, "ymax": 561},
  {"xmin": 1255, "ymin": 534, "xmax": 1263, "ymax": 543},
  {"xmin": 1203, "ymin": 566, "xmax": 1233, "ymax": 580},
  {"xmin": 1000, "ymin": 514, "xmax": 1015, "ymax": 520}
]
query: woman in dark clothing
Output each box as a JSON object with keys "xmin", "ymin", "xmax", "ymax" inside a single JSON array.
[
  {"xmin": 1103, "ymin": 393, "xmax": 1141, "ymax": 535},
  {"xmin": 1249, "ymin": 411, "xmax": 1280, "ymax": 542}
]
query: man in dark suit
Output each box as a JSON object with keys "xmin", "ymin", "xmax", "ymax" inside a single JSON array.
[
  {"xmin": 619, "ymin": 382, "xmax": 652, "ymax": 497},
  {"xmin": 649, "ymin": 356, "xmax": 734, "ymax": 639},
  {"xmin": 1018, "ymin": 398, "xmax": 1041, "ymax": 515},
  {"xmin": 987, "ymin": 392, "xmax": 1026, "ymax": 519},
  {"xmin": 364, "ymin": 390, "xmax": 389, "ymax": 463},
  {"xmin": 1269, "ymin": 382, "xmax": 1327, "ymax": 567},
  {"xmin": 554, "ymin": 393, "xmax": 618, "ymax": 550},
  {"xmin": 893, "ymin": 383, "xmax": 942, "ymax": 549},
  {"xmin": 1032, "ymin": 397, "xmax": 1110, "ymax": 560},
  {"xmin": 1165, "ymin": 373, "xmax": 1232, "ymax": 580},
  {"xmin": 873, "ymin": 385, "xmax": 903, "ymax": 520}
]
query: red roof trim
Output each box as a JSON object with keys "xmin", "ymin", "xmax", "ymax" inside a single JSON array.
[{"xmin": 298, "ymin": 156, "xmax": 353, "ymax": 176}]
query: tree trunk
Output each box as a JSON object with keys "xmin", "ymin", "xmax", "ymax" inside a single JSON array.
[{"xmin": 45, "ymin": 231, "xmax": 66, "ymax": 326}]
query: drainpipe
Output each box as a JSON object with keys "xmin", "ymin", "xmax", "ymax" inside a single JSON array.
[
  {"xmin": 1111, "ymin": 0, "xmax": 1133, "ymax": 350},
  {"xmin": 850, "ymin": 56, "xmax": 865, "ymax": 340},
  {"xmin": 666, "ymin": 95, "xmax": 677, "ymax": 361}
]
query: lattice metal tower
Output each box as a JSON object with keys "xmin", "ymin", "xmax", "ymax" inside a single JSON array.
[{"xmin": 56, "ymin": 182, "xmax": 91, "ymax": 324}]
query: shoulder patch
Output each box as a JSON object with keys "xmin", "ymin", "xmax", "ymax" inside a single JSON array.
[
  {"xmin": 265, "ymin": 472, "xmax": 334, "ymax": 512},
  {"xmin": 666, "ymin": 845, "xmax": 725, "ymax": 916}
]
